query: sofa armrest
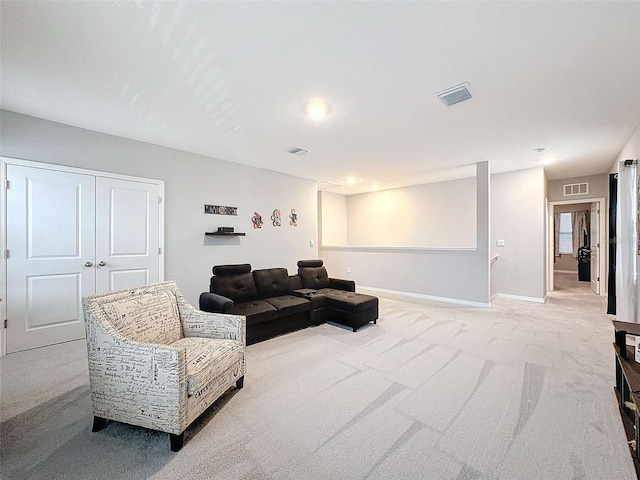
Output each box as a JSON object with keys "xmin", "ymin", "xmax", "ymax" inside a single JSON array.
[
  {"xmin": 199, "ymin": 292, "xmax": 234, "ymax": 313},
  {"xmin": 329, "ymin": 277, "xmax": 356, "ymax": 292}
]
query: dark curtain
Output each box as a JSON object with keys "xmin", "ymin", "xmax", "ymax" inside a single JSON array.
[{"xmin": 608, "ymin": 173, "xmax": 617, "ymax": 315}]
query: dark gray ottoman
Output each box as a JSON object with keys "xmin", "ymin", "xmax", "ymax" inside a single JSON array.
[{"xmin": 323, "ymin": 291, "xmax": 378, "ymax": 332}]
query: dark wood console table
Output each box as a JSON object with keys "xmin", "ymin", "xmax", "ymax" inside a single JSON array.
[{"xmin": 612, "ymin": 320, "xmax": 640, "ymax": 474}]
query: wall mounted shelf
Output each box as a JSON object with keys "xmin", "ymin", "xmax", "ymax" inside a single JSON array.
[{"xmin": 205, "ymin": 232, "xmax": 246, "ymax": 236}]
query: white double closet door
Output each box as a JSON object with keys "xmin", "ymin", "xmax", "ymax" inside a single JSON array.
[{"xmin": 5, "ymin": 160, "xmax": 163, "ymax": 353}]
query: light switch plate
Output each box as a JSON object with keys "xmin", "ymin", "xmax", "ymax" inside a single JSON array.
[{"xmin": 496, "ymin": 239, "xmax": 505, "ymax": 247}]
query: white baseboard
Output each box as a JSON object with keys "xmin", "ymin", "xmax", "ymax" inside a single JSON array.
[
  {"xmin": 555, "ymin": 270, "xmax": 578, "ymax": 274},
  {"xmin": 494, "ymin": 293, "xmax": 547, "ymax": 304},
  {"xmin": 356, "ymin": 285, "xmax": 546, "ymax": 307},
  {"xmin": 357, "ymin": 285, "xmax": 491, "ymax": 308}
]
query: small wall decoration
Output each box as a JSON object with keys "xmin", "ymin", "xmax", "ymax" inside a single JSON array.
[
  {"xmin": 204, "ymin": 204, "xmax": 238, "ymax": 216},
  {"xmin": 289, "ymin": 208, "xmax": 298, "ymax": 226},
  {"xmin": 251, "ymin": 212, "xmax": 263, "ymax": 229},
  {"xmin": 271, "ymin": 209, "xmax": 281, "ymax": 226}
]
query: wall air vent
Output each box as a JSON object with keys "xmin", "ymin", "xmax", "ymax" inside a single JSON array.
[
  {"xmin": 563, "ymin": 182, "xmax": 589, "ymax": 196},
  {"xmin": 435, "ymin": 83, "xmax": 473, "ymax": 107},
  {"xmin": 286, "ymin": 147, "xmax": 310, "ymax": 156}
]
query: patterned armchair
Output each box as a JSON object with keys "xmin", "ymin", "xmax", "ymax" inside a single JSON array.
[{"xmin": 82, "ymin": 281, "xmax": 245, "ymax": 451}]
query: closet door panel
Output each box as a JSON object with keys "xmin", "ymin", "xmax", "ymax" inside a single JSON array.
[
  {"xmin": 95, "ymin": 177, "xmax": 160, "ymax": 293},
  {"xmin": 6, "ymin": 165, "xmax": 95, "ymax": 353}
]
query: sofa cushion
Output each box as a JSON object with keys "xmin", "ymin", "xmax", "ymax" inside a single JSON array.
[
  {"xmin": 297, "ymin": 259, "xmax": 324, "ymax": 268},
  {"xmin": 298, "ymin": 266, "xmax": 330, "ymax": 289},
  {"xmin": 172, "ymin": 337, "xmax": 244, "ymax": 397},
  {"xmin": 324, "ymin": 291, "xmax": 378, "ymax": 313},
  {"xmin": 264, "ymin": 295, "xmax": 311, "ymax": 316},
  {"xmin": 316, "ymin": 288, "xmax": 346, "ymax": 296},
  {"xmin": 289, "ymin": 274, "xmax": 303, "ymax": 291},
  {"xmin": 213, "ymin": 264, "xmax": 252, "ymax": 275},
  {"xmin": 253, "ymin": 268, "xmax": 290, "ymax": 298},
  {"xmin": 225, "ymin": 300, "xmax": 278, "ymax": 326},
  {"xmin": 100, "ymin": 290, "xmax": 182, "ymax": 345},
  {"xmin": 211, "ymin": 272, "xmax": 258, "ymax": 302}
]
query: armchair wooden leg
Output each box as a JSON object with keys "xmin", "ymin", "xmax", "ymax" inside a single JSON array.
[
  {"xmin": 92, "ymin": 416, "xmax": 107, "ymax": 432},
  {"xmin": 236, "ymin": 376, "xmax": 244, "ymax": 389},
  {"xmin": 170, "ymin": 433, "xmax": 184, "ymax": 452}
]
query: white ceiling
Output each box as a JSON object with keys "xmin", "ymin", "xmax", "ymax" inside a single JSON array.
[{"xmin": 2, "ymin": 1, "xmax": 639, "ymax": 195}]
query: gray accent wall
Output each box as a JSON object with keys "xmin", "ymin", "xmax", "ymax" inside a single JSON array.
[
  {"xmin": 0, "ymin": 110, "xmax": 319, "ymax": 306},
  {"xmin": 490, "ymin": 168, "xmax": 547, "ymax": 300}
]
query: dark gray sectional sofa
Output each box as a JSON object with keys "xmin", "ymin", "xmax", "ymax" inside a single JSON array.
[
  {"xmin": 199, "ymin": 260, "xmax": 378, "ymax": 345},
  {"xmin": 296, "ymin": 260, "xmax": 379, "ymax": 332}
]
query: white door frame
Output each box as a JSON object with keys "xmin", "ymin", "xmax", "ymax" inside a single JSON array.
[
  {"xmin": 1, "ymin": 157, "xmax": 165, "ymax": 356},
  {"xmin": 547, "ymin": 197, "xmax": 606, "ymax": 295}
]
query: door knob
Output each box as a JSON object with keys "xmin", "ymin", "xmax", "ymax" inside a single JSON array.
[
  {"xmin": 98, "ymin": 261, "xmax": 107, "ymax": 267},
  {"xmin": 84, "ymin": 262, "xmax": 93, "ymax": 268}
]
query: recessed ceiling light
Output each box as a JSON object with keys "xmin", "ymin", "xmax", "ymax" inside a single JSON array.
[
  {"xmin": 371, "ymin": 185, "xmax": 379, "ymax": 191},
  {"xmin": 344, "ymin": 177, "xmax": 362, "ymax": 185},
  {"xmin": 307, "ymin": 101, "xmax": 330, "ymax": 119},
  {"xmin": 540, "ymin": 156, "xmax": 555, "ymax": 165}
]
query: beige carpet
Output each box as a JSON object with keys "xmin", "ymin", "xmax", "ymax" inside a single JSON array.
[{"xmin": 0, "ymin": 273, "xmax": 636, "ymax": 479}]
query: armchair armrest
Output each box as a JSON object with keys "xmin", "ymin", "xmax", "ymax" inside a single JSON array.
[
  {"xmin": 182, "ymin": 310, "xmax": 246, "ymax": 344},
  {"xmin": 84, "ymin": 316, "xmax": 188, "ymax": 435},
  {"xmin": 179, "ymin": 298, "xmax": 245, "ymax": 344},
  {"xmin": 329, "ymin": 277, "xmax": 356, "ymax": 292},
  {"xmin": 199, "ymin": 292, "xmax": 234, "ymax": 313}
]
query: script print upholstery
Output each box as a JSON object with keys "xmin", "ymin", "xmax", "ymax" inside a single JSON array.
[{"xmin": 83, "ymin": 281, "xmax": 246, "ymax": 438}]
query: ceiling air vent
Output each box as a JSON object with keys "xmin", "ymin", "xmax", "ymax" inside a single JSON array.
[
  {"xmin": 436, "ymin": 83, "xmax": 473, "ymax": 107},
  {"xmin": 286, "ymin": 147, "xmax": 310, "ymax": 156}
]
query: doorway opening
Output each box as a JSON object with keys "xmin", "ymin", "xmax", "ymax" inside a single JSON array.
[{"xmin": 547, "ymin": 197, "xmax": 606, "ymax": 296}]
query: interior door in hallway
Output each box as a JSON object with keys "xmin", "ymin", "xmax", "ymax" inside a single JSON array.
[
  {"xmin": 6, "ymin": 165, "xmax": 96, "ymax": 353},
  {"xmin": 590, "ymin": 202, "xmax": 600, "ymax": 294}
]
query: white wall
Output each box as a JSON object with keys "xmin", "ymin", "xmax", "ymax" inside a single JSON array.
[
  {"xmin": 318, "ymin": 191, "xmax": 348, "ymax": 246},
  {"xmin": 491, "ymin": 167, "xmax": 546, "ymax": 301},
  {"xmin": 321, "ymin": 162, "xmax": 490, "ymax": 305},
  {"xmin": 0, "ymin": 110, "xmax": 318, "ymax": 308},
  {"xmin": 345, "ymin": 177, "xmax": 476, "ymax": 247}
]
